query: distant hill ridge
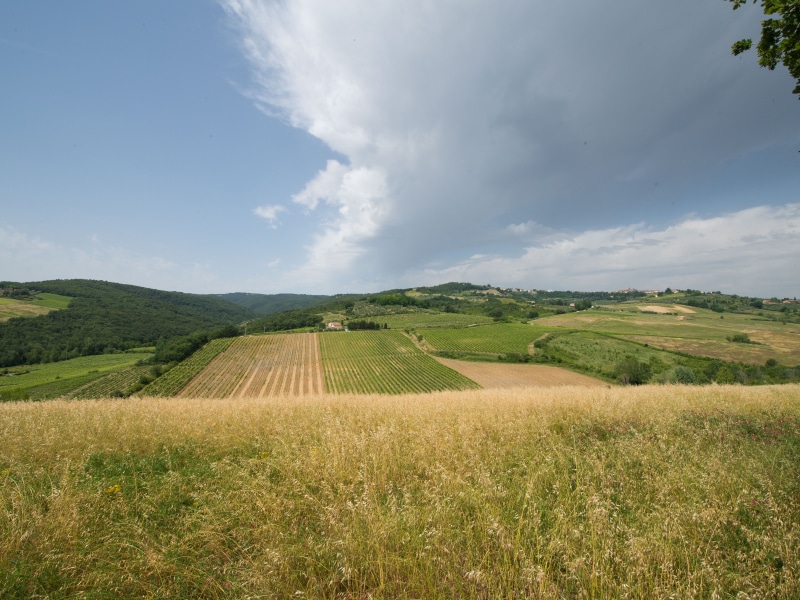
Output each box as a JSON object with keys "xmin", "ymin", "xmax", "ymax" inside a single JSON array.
[
  {"xmin": 216, "ymin": 292, "xmax": 330, "ymax": 316},
  {"xmin": 0, "ymin": 279, "xmax": 255, "ymax": 367}
]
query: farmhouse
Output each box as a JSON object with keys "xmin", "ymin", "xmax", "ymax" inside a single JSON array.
[{"xmin": 326, "ymin": 322, "xmax": 343, "ymax": 330}]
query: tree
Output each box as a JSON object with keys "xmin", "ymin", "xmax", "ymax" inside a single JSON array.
[
  {"xmin": 616, "ymin": 358, "xmax": 652, "ymax": 385},
  {"xmin": 726, "ymin": 0, "xmax": 800, "ymax": 97}
]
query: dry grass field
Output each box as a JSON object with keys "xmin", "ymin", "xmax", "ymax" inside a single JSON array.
[
  {"xmin": 0, "ymin": 298, "xmax": 53, "ymax": 322},
  {"xmin": 435, "ymin": 357, "xmax": 607, "ymax": 388},
  {"xmin": 2, "ymin": 385, "xmax": 799, "ymax": 598}
]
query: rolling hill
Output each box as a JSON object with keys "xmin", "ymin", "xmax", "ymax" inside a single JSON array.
[
  {"xmin": 0, "ymin": 279, "xmax": 255, "ymax": 367},
  {"xmin": 216, "ymin": 292, "xmax": 330, "ymax": 316}
]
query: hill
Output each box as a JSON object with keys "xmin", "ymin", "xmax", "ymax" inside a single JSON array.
[
  {"xmin": 216, "ymin": 292, "xmax": 330, "ymax": 316},
  {"xmin": 0, "ymin": 279, "xmax": 254, "ymax": 367}
]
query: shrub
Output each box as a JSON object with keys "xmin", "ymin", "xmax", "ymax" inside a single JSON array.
[
  {"xmin": 616, "ymin": 358, "xmax": 651, "ymax": 385},
  {"xmin": 672, "ymin": 366, "xmax": 696, "ymax": 384},
  {"xmin": 715, "ymin": 366, "xmax": 736, "ymax": 384}
]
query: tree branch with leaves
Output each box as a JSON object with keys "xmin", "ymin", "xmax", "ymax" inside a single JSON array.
[{"xmin": 726, "ymin": 0, "xmax": 800, "ymax": 96}]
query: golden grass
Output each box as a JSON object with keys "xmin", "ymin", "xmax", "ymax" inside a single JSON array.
[
  {"xmin": 2, "ymin": 385, "xmax": 799, "ymax": 598},
  {"xmin": 0, "ymin": 298, "xmax": 53, "ymax": 322}
]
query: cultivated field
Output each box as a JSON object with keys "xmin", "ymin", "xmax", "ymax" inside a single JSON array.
[
  {"xmin": 1, "ymin": 385, "xmax": 798, "ymax": 598},
  {"xmin": 436, "ymin": 356, "xmax": 607, "ymax": 388},
  {"xmin": 380, "ymin": 311, "xmax": 495, "ymax": 330},
  {"xmin": 178, "ymin": 333, "xmax": 324, "ymax": 398},
  {"xmin": 141, "ymin": 337, "xmax": 236, "ymax": 397},
  {"xmin": 422, "ymin": 323, "xmax": 550, "ymax": 356},
  {"xmin": 319, "ymin": 330, "xmax": 480, "ymax": 394},
  {"xmin": 0, "ymin": 351, "xmax": 153, "ymax": 401}
]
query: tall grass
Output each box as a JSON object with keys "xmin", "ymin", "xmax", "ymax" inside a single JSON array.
[{"xmin": 1, "ymin": 385, "xmax": 799, "ymax": 598}]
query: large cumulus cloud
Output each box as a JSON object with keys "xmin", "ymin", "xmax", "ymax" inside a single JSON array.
[{"xmin": 225, "ymin": 0, "xmax": 800, "ymax": 294}]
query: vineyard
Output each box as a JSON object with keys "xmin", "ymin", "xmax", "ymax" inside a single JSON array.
[
  {"xmin": 319, "ymin": 330, "xmax": 480, "ymax": 394},
  {"xmin": 380, "ymin": 312, "xmax": 495, "ymax": 330},
  {"xmin": 1, "ymin": 351, "xmax": 153, "ymax": 401},
  {"xmin": 422, "ymin": 323, "xmax": 549, "ymax": 356},
  {"xmin": 139, "ymin": 337, "xmax": 236, "ymax": 397},
  {"xmin": 176, "ymin": 333, "xmax": 324, "ymax": 398},
  {"xmin": 69, "ymin": 365, "xmax": 153, "ymax": 399}
]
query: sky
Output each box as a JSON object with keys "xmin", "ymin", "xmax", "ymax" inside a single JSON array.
[{"xmin": 1, "ymin": 1, "xmax": 799, "ymax": 297}]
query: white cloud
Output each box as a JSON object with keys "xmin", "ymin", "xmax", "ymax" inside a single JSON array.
[
  {"xmin": 410, "ymin": 204, "xmax": 800, "ymax": 297},
  {"xmin": 253, "ymin": 203, "xmax": 287, "ymax": 227},
  {"xmin": 225, "ymin": 0, "xmax": 800, "ymax": 294}
]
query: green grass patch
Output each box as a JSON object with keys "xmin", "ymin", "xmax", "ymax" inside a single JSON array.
[
  {"xmin": 422, "ymin": 323, "xmax": 551, "ymax": 357},
  {"xmin": 32, "ymin": 293, "xmax": 72, "ymax": 310}
]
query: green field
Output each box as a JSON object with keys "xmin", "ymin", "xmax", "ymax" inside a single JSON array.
[
  {"xmin": 0, "ymin": 351, "xmax": 153, "ymax": 401},
  {"xmin": 319, "ymin": 330, "xmax": 480, "ymax": 394},
  {"xmin": 31, "ymin": 292, "xmax": 72, "ymax": 309},
  {"xmin": 422, "ymin": 323, "xmax": 551, "ymax": 357},
  {"xmin": 0, "ymin": 293, "xmax": 71, "ymax": 322},
  {"xmin": 539, "ymin": 305, "xmax": 800, "ymax": 366},
  {"xmin": 381, "ymin": 311, "xmax": 495, "ymax": 330}
]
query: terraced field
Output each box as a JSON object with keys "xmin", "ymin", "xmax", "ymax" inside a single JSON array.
[
  {"xmin": 319, "ymin": 330, "xmax": 480, "ymax": 394},
  {"xmin": 177, "ymin": 333, "xmax": 323, "ymax": 398}
]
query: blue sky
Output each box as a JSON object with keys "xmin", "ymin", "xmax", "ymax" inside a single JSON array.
[{"xmin": 2, "ymin": 1, "xmax": 799, "ymax": 297}]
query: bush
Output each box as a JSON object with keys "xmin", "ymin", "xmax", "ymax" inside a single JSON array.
[
  {"xmin": 672, "ymin": 366, "xmax": 696, "ymax": 384},
  {"xmin": 616, "ymin": 359, "xmax": 651, "ymax": 385},
  {"xmin": 727, "ymin": 333, "xmax": 753, "ymax": 344},
  {"xmin": 715, "ymin": 366, "xmax": 736, "ymax": 384}
]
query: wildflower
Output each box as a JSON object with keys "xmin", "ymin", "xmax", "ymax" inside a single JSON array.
[{"xmin": 104, "ymin": 484, "xmax": 122, "ymax": 496}]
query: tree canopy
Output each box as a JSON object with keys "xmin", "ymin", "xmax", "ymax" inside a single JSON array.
[{"xmin": 726, "ymin": 0, "xmax": 800, "ymax": 96}]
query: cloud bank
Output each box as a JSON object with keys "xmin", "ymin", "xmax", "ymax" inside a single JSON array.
[{"xmin": 225, "ymin": 0, "xmax": 799, "ymax": 295}]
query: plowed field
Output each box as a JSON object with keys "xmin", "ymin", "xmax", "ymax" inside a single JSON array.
[
  {"xmin": 435, "ymin": 357, "xmax": 607, "ymax": 388},
  {"xmin": 178, "ymin": 333, "xmax": 324, "ymax": 398}
]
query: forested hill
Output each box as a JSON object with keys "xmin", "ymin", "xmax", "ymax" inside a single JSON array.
[
  {"xmin": 216, "ymin": 292, "xmax": 330, "ymax": 316},
  {"xmin": 0, "ymin": 279, "xmax": 255, "ymax": 367}
]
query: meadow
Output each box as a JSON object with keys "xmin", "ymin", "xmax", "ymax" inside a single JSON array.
[
  {"xmin": 541, "ymin": 305, "xmax": 800, "ymax": 365},
  {"xmin": 1, "ymin": 385, "xmax": 798, "ymax": 598},
  {"xmin": 0, "ymin": 292, "xmax": 71, "ymax": 322}
]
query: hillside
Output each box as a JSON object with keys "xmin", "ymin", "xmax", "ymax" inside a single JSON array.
[
  {"xmin": 216, "ymin": 291, "xmax": 330, "ymax": 316},
  {"xmin": 0, "ymin": 279, "xmax": 254, "ymax": 367}
]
